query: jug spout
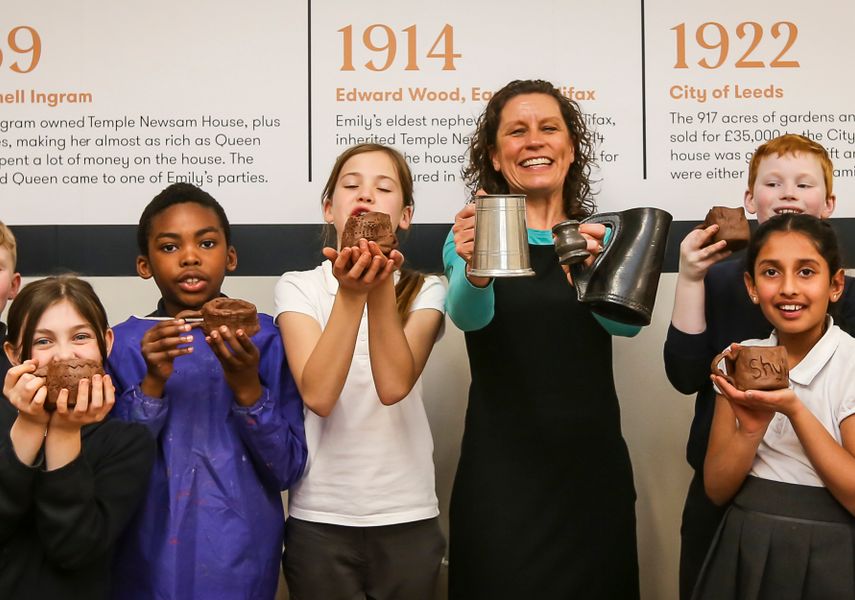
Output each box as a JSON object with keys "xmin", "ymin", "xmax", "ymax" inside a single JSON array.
[{"xmin": 469, "ymin": 194, "xmax": 536, "ymax": 278}]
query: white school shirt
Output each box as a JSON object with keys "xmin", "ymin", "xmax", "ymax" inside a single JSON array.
[
  {"xmin": 723, "ymin": 318, "xmax": 855, "ymax": 486},
  {"xmin": 274, "ymin": 261, "xmax": 447, "ymax": 525}
]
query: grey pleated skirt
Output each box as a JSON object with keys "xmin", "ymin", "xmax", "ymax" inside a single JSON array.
[{"xmin": 691, "ymin": 476, "xmax": 855, "ymax": 600}]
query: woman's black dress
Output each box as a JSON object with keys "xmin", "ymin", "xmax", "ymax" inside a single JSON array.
[{"xmin": 448, "ymin": 243, "xmax": 639, "ymax": 599}]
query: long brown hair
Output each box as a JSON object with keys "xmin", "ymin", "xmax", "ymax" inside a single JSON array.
[
  {"xmin": 321, "ymin": 143, "xmax": 425, "ymax": 321},
  {"xmin": 6, "ymin": 275, "xmax": 110, "ymax": 363}
]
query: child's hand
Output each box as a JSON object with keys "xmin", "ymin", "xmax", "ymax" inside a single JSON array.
[
  {"xmin": 728, "ymin": 385, "xmax": 801, "ymax": 419},
  {"xmin": 323, "ymin": 241, "xmax": 396, "ymax": 294},
  {"xmin": 140, "ymin": 319, "xmax": 194, "ymax": 398},
  {"xmin": 3, "ymin": 360, "xmax": 50, "ymax": 425},
  {"xmin": 49, "ymin": 374, "xmax": 115, "ymax": 431},
  {"xmin": 712, "ymin": 374, "xmax": 776, "ymax": 437},
  {"xmin": 679, "ymin": 225, "xmax": 730, "ymax": 283},
  {"xmin": 206, "ymin": 326, "xmax": 262, "ymax": 407}
]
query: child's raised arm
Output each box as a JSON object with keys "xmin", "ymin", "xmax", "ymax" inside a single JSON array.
[
  {"xmin": 671, "ymin": 225, "xmax": 729, "ymax": 335},
  {"xmin": 365, "ymin": 246, "xmax": 443, "ymax": 405},
  {"xmin": 278, "ymin": 244, "xmax": 397, "ymax": 417}
]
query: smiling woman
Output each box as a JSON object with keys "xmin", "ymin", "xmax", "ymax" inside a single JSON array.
[{"xmin": 444, "ymin": 79, "xmax": 642, "ymax": 600}]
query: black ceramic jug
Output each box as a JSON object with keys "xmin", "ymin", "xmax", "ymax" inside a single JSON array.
[{"xmin": 569, "ymin": 207, "xmax": 672, "ymax": 326}]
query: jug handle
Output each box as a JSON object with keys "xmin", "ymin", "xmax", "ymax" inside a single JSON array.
[{"xmin": 569, "ymin": 211, "xmax": 622, "ymax": 299}]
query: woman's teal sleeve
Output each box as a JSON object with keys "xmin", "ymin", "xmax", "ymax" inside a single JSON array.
[
  {"xmin": 443, "ymin": 229, "xmax": 495, "ymax": 331},
  {"xmin": 593, "ymin": 314, "xmax": 642, "ymax": 337}
]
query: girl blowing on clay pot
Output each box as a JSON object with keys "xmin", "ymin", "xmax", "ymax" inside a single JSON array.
[
  {"xmin": 696, "ymin": 213, "xmax": 855, "ymax": 599},
  {"xmin": 0, "ymin": 276, "xmax": 154, "ymax": 600},
  {"xmin": 274, "ymin": 143, "xmax": 447, "ymax": 600}
]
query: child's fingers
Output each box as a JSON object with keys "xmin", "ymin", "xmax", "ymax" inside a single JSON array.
[
  {"xmin": 142, "ymin": 320, "xmax": 192, "ymax": 344},
  {"xmin": 142, "ymin": 331, "xmax": 194, "ymax": 354},
  {"xmin": 232, "ymin": 329, "xmax": 259, "ymax": 357},
  {"xmin": 334, "ymin": 247, "xmax": 352, "ymax": 267},
  {"xmin": 345, "ymin": 250, "xmax": 373, "ymax": 280},
  {"xmin": 366, "ymin": 240, "xmax": 388, "ymax": 258},
  {"xmin": 4, "ymin": 362, "xmax": 35, "ymax": 396},
  {"xmin": 377, "ymin": 258, "xmax": 396, "ymax": 281},
  {"xmin": 389, "ymin": 250, "xmax": 405, "ymax": 269},
  {"xmin": 89, "ymin": 375, "xmax": 104, "ymax": 412},
  {"xmin": 73, "ymin": 379, "xmax": 90, "ymax": 414},
  {"xmin": 207, "ymin": 329, "xmax": 240, "ymax": 367},
  {"xmin": 31, "ymin": 386, "xmax": 48, "ymax": 411},
  {"xmin": 55, "ymin": 388, "xmax": 70, "ymax": 414},
  {"xmin": 217, "ymin": 327, "xmax": 257, "ymax": 364},
  {"xmin": 360, "ymin": 255, "xmax": 386, "ymax": 284},
  {"xmin": 145, "ymin": 347, "xmax": 193, "ymax": 366},
  {"xmin": 22, "ymin": 371, "xmax": 46, "ymax": 395},
  {"xmin": 322, "ymin": 247, "xmax": 339, "ymax": 262}
]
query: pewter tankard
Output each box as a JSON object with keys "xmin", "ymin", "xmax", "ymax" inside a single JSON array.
[
  {"xmin": 469, "ymin": 194, "xmax": 535, "ymax": 278},
  {"xmin": 569, "ymin": 207, "xmax": 672, "ymax": 326}
]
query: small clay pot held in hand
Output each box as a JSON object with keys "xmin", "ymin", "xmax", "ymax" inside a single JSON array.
[
  {"xmin": 711, "ymin": 344, "xmax": 789, "ymax": 391},
  {"xmin": 340, "ymin": 211, "xmax": 398, "ymax": 255},
  {"xmin": 699, "ymin": 206, "xmax": 750, "ymax": 252},
  {"xmin": 552, "ymin": 220, "xmax": 590, "ymax": 265},
  {"xmin": 35, "ymin": 358, "xmax": 105, "ymax": 411},
  {"xmin": 200, "ymin": 297, "xmax": 261, "ymax": 337}
]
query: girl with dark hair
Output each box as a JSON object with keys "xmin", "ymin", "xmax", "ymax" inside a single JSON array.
[
  {"xmin": 695, "ymin": 214, "xmax": 855, "ymax": 598},
  {"xmin": 0, "ymin": 275, "xmax": 154, "ymax": 599},
  {"xmin": 275, "ymin": 144, "xmax": 447, "ymax": 599},
  {"xmin": 446, "ymin": 79, "xmax": 641, "ymax": 599}
]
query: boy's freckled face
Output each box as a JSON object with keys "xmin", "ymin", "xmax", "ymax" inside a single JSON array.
[
  {"xmin": 137, "ymin": 202, "xmax": 236, "ymax": 317},
  {"xmin": 744, "ymin": 153, "xmax": 835, "ymax": 223}
]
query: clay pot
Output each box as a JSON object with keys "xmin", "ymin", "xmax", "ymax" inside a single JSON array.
[
  {"xmin": 699, "ymin": 206, "xmax": 750, "ymax": 252},
  {"xmin": 201, "ymin": 298, "xmax": 260, "ymax": 337},
  {"xmin": 340, "ymin": 211, "xmax": 398, "ymax": 254},
  {"xmin": 552, "ymin": 220, "xmax": 590, "ymax": 265},
  {"xmin": 36, "ymin": 358, "xmax": 105, "ymax": 411},
  {"xmin": 711, "ymin": 344, "xmax": 789, "ymax": 391}
]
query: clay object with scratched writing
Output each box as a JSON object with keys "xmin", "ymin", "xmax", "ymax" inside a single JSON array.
[
  {"xmin": 340, "ymin": 211, "xmax": 398, "ymax": 255},
  {"xmin": 711, "ymin": 344, "xmax": 789, "ymax": 391}
]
